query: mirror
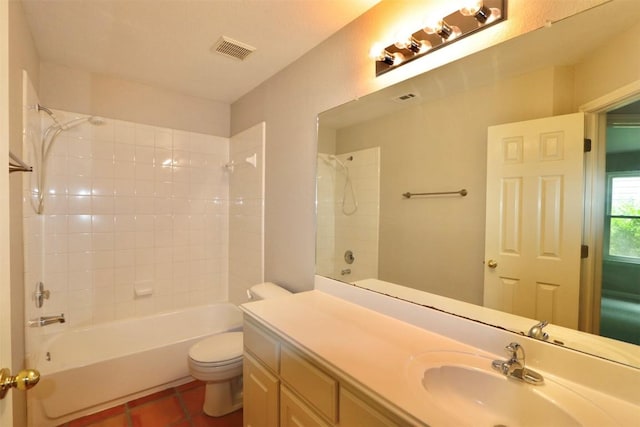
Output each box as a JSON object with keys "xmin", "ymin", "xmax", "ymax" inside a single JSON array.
[{"xmin": 316, "ymin": 1, "xmax": 640, "ymax": 368}]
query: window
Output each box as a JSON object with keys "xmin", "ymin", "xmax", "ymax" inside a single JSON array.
[{"xmin": 604, "ymin": 172, "xmax": 640, "ymax": 263}]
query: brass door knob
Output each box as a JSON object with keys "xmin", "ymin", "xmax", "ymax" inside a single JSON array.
[
  {"xmin": 487, "ymin": 259, "xmax": 498, "ymax": 269},
  {"xmin": 0, "ymin": 368, "xmax": 40, "ymax": 399}
]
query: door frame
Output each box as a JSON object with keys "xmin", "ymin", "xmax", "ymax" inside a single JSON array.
[
  {"xmin": 579, "ymin": 80, "xmax": 640, "ymax": 334},
  {"xmin": 1, "ymin": 0, "xmax": 15, "ymax": 425}
]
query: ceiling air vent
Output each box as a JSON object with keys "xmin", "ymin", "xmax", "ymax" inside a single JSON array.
[
  {"xmin": 212, "ymin": 36, "xmax": 256, "ymax": 61},
  {"xmin": 392, "ymin": 92, "xmax": 421, "ymax": 103}
]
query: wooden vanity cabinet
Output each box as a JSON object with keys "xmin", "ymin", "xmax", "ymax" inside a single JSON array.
[{"xmin": 243, "ymin": 316, "xmax": 415, "ymax": 427}]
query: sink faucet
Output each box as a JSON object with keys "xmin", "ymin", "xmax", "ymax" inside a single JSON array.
[
  {"xmin": 491, "ymin": 342, "xmax": 544, "ymax": 385},
  {"xmin": 528, "ymin": 320, "xmax": 549, "ymax": 341},
  {"xmin": 28, "ymin": 313, "xmax": 65, "ymax": 327}
]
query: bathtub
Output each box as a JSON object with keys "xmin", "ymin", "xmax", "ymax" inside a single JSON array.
[{"xmin": 30, "ymin": 303, "xmax": 242, "ymax": 425}]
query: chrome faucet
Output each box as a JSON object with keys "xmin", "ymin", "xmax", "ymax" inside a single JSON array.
[
  {"xmin": 528, "ymin": 320, "xmax": 549, "ymax": 341},
  {"xmin": 491, "ymin": 342, "xmax": 544, "ymax": 385},
  {"xmin": 28, "ymin": 314, "xmax": 65, "ymax": 327}
]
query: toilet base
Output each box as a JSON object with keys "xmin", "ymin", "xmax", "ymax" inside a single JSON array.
[{"xmin": 202, "ymin": 375, "xmax": 243, "ymax": 417}]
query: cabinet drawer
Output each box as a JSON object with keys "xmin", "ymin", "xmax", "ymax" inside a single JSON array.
[
  {"xmin": 244, "ymin": 318, "xmax": 280, "ymax": 373},
  {"xmin": 280, "ymin": 345, "xmax": 338, "ymax": 422},
  {"xmin": 281, "ymin": 385, "xmax": 331, "ymax": 427},
  {"xmin": 339, "ymin": 388, "xmax": 403, "ymax": 427}
]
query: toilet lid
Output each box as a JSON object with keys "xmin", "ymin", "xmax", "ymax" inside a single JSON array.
[{"xmin": 189, "ymin": 332, "xmax": 243, "ymax": 363}]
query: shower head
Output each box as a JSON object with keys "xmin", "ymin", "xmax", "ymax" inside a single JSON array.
[
  {"xmin": 327, "ymin": 154, "xmax": 349, "ymax": 171},
  {"xmin": 36, "ymin": 104, "xmax": 63, "ymax": 128},
  {"xmin": 59, "ymin": 116, "xmax": 106, "ymax": 130}
]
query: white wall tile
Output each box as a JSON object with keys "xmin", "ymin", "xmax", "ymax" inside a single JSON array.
[
  {"xmin": 114, "ymin": 121, "xmax": 135, "ymax": 145},
  {"xmin": 24, "ymin": 109, "xmax": 233, "ymax": 347},
  {"xmin": 114, "ymin": 143, "xmax": 135, "ymax": 162},
  {"xmin": 134, "ymin": 126, "xmax": 155, "ymax": 147}
]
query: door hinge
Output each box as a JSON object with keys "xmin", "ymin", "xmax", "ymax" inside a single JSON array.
[
  {"xmin": 584, "ymin": 138, "xmax": 592, "ymax": 152},
  {"xmin": 581, "ymin": 244, "xmax": 589, "ymax": 259}
]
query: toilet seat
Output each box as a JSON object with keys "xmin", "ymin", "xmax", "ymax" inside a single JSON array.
[
  {"xmin": 188, "ymin": 332, "xmax": 244, "ymax": 384},
  {"xmin": 188, "ymin": 332, "xmax": 243, "ymax": 366}
]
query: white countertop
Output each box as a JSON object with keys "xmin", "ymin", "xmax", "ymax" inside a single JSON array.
[{"xmin": 241, "ymin": 289, "xmax": 500, "ymax": 426}]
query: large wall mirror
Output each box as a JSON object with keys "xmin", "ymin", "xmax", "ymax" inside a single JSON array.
[{"xmin": 316, "ymin": 1, "xmax": 640, "ymax": 368}]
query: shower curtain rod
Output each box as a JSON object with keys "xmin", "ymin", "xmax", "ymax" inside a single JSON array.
[{"xmin": 9, "ymin": 150, "xmax": 33, "ymax": 173}]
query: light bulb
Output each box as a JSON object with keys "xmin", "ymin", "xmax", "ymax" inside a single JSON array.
[
  {"xmin": 423, "ymin": 17, "xmax": 442, "ymax": 35},
  {"xmin": 393, "ymin": 29, "xmax": 413, "ymax": 50},
  {"xmin": 484, "ymin": 7, "xmax": 502, "ymax": 24},
  {"xmin": 392, "ymin": 52, "xmax": 405, "ymax": 66},
  {"xmin": 417, "ymin": 40, "xmax": 432, "ymax": 54},
  {"xmin": 424, "ymin": 18, "xmax": 461, "ymax": 41},
  {"xmin": 460, "ymin": 1, "xmax": 501, "ymax": 25},
  {"xmin": 395, "ymin": 33, "xmax": 432, "ymax": 55},
  {"xmin": 459, "ymin": 0, "xmax": 483, "ymax": 17},
  {"xmin": 369, "ymin": 43, "xmax": 396, "ymax": 65},
  {"xmin": 369, "ymin": 43, "xmax": 386, "ymax": 60}
]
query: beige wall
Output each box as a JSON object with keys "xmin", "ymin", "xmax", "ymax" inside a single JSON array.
[
  {"xmin": 573, "ymin": 21, "xmax": 640, "ymax": 106},
  {"xmin": 231, "ymin": 0, "xmax": 606, "ymax": 291},
  {"xmin": 39, "ymin": 62, "xmax": 230, "ymax": 137},
  {"xmin": 8, "ymin": 1, "xmax": 40, "ymax": 425}
]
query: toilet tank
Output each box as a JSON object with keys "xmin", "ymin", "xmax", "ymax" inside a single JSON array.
[{"xmin": 248, "ymin": 282, "xmax": 291, "ymax": 300}]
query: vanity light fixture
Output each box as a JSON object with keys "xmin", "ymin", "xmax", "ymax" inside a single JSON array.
[{"xmin": 371, "ymin": 0, "xmax": 507, "ymax": 76}]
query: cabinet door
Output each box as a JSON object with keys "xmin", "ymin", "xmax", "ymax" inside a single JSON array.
[
  {"xmin": 244, "ymin": 352, "xmax": 279, "ymax": 427},
  {"xmin": 280, "ymin": 385, "xmax": 331, "ymax": 427}
]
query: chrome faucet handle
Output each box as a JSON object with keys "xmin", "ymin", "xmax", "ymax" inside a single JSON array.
[
  {"xmin": 528, "ymin": 320, "xmax": 549, "ymax": 341},
  {"xmin": 505, "ymin": 342, "xmax": 525, "ymax": 366}
]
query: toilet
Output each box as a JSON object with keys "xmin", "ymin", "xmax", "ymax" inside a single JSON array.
[{"xmin": 188, "ymin": 282, "xmax": 291, "ymax": 417}]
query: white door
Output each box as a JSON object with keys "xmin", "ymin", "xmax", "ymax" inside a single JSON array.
[
  {"xmin": 1, "ymin": 1, "xmax": 15, "ymax": 425},
  {"xmin": 484, "ymin": 113, "xmax": 585, "ymax": 329}
]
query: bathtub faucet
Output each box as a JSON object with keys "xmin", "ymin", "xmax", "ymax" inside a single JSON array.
[{"xmin": 28, "ymin": 313, "xmax": 65, "ymax": 327}]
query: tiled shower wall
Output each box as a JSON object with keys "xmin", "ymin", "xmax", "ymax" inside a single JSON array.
[
  {"xmin": 316, "ymin": 148, "xmax": 380, "ymax": 282},
  {"xmin": 23, "ymin": 106, "xmax": 230, "ymax": 346},
  {"xmin": 316, "ymin": 153, "xmax": 336, "ymax": 277}
]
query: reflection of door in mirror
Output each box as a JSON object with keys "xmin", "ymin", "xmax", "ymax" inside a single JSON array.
[
  {"xmin": 316, "ymin": 148, "xmax": 380, "ymax": 282},
  {"xmin": 601, "ymin": 102, "xmax": 640, "ymax": 345},
  {"xmin": 483, "ymin": 113, "xmax": 585, "ymax": 329}
]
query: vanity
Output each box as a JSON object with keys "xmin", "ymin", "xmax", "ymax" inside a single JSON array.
[{"xmin": 241, "ymin": 281, "xmax": 640, "ymax": 427}]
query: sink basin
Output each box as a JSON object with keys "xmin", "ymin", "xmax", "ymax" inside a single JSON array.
[{"xmin": 405, "ymin": 351, "xmax": 617, "ymax": 427}]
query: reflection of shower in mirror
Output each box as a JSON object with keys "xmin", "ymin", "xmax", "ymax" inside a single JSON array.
[
  {"xmin": 316, "ymin": 148, "xmax": 380, "ymax": 282},
  {"xmin": 327, "ymin": 154, "xmax": 358, "ymax": 216}
]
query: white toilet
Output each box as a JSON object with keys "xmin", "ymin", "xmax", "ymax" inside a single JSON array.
[{"xmin": 187, "ymin": 282, "xmax": 291, "ymax": 417}]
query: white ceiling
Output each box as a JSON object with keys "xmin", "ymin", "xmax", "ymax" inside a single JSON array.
[{"xmin": 21, "ymin": 0, "xmax": 380, "ymax": 104}]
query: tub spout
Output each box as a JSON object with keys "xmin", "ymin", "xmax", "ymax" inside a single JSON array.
[{"xmin": 29, "ymin": 314, "xmax": 65, "ymax": 327}]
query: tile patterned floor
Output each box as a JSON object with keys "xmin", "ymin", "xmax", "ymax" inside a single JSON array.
[{"xmin": 57, "ymin": 381, "xmax": 243, "ymax": 427}]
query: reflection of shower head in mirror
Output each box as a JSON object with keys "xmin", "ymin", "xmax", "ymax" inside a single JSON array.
[
  {"xmin": 324, "ymin": 154, "xmax": 358, "ymax": 215},
  {"xmin": 327, "ymin": 154, "xmax": 353, "ymax": 172}
]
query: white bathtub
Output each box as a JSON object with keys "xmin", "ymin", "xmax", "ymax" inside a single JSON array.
[{"xmin": 30, "ymin": 303, "xmax": 242, "ymax": 425}]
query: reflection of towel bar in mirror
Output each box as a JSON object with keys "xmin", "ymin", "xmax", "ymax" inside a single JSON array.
[
  {"xmin": 8, "ymin": 151, "xmax": 33, "ymax": 173},
  {"xmin": 403, "ymin": 189, "xmax": 468, "ymax": 198}
]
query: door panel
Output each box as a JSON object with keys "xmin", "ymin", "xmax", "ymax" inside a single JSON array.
[{"xmin": 485, "ymin": 113, "xmax": 585, "ymax": 328}]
